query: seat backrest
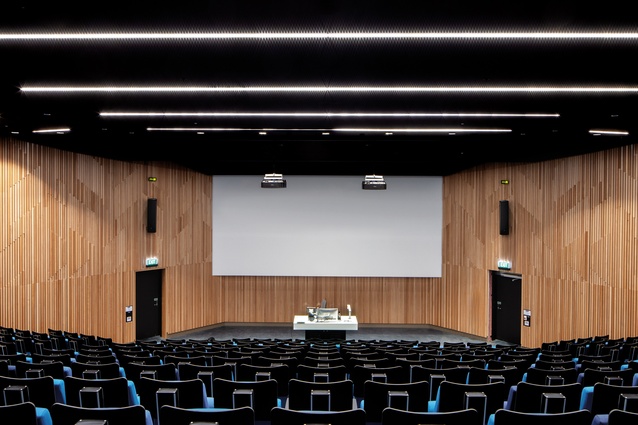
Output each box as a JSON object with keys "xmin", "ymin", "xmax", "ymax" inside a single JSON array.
[
  {"xmin": 30, "ymin": 353, "xmax": 73, "ymax": 367},
  {"xmin": 212, "ymin": 377, "xmax": 278, "ymax": 421},
  {"xmin": 534, "ymin": 359, "xmax": 577, "ymax": 370},
  {"xmin": 513, "ymin": 381, "xmax": 584, "ymax": 413},
  {"xmin": 608, "ymin": 408, "xmax": 638, "ymax": 425},
  {"xmin": 350, "ymin": 365, "xmax": 407, "ymax": 397},
  {"xmin": 381, "ymin": 406, "xmax": 482, "ymax": 425},
  {"xmin": 410, "ymin": 366, "xmax": 470, "ymax": 400},
  {"xmin": 296, "ymin": 364, "xmax": 348, "ymax": 382},
  {"xmin": 124, "ymin": 362, "xmax": 177, "ymax": 387},
  {"xmin": 63, "ymin": 376, "xmax": 130, "ymax": 407},
  {"xmin": 580, "ymin": 359, "xmax": 624, "ymax": 371},
  {"xmin": 287, "ymin": 378, "xmax": 355, "ymax": 412},
  {"xmin": 70, "ymin": 361, "xmax": 121, "ymax": 379},
  {"xmin": 48, "ymin": 402, "xmax": 148, "ymax": 425},
  {"xmin": 160, "ymin": 404, "xmax": 255, "ymax": 425},
  {"xmin": 467, "ymin": 366, "xmax": 521, "ymax": 388},
  {"xmin": 0, "ymin": 375, "xmax": 56, "ymax": 409},
  {"xmin": 0, "ymin": 401, "xmax": 38, "ymax": 425},
  {"xmin": 15, "ymin": 360, "xmax": 66, "ymax": 379},
  {"xmin": 137, "ymin": 377, "xmax": 207, "ymax": 422},
  {"xmin": 524, "ymin": 366, "xmax": 579, "ymax": 385},
  {"xmin": 362, "ymin": 380, "xmax": 430, "ymax": 422},
  {"xmin": 237, "ymin": 363, "xmax": 291, "ymax": 396},
  {"xmin": 271, "ymin": 406, "xmax": 367, "ymax": 425},
  {"xmin": 436, "ymin": 380, "xmax": 508, "ymax": 422},
  {"xmin": 493, "ymin": 408, "xmax": 592, "ymax": 425},
  {"xmin": 177, "ymin": 362, "xmax": 233, "ymax": 381},
  {"xmin": 591, "ymin": 382, "xmax": 638, "ymax": 415},
  {"xmin": 581, "ymin": 367, "xmax": 636, "ymax": 387}
]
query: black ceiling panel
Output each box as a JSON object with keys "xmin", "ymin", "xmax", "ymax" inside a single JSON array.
[{"xmin": 1, "ymin": 0, "xmax": 636, "ymax": 175}]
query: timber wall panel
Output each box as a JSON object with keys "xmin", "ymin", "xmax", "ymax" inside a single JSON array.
[{"xmin": 3, "ymin": 137, "xmax": 638, "ymax": 349}]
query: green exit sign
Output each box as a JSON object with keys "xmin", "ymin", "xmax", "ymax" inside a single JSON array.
[
  {"xmin": 501, "ymin": 179, "xmax": 509, "ymax": 185},
  {"xmin": 145, "ymin": 257, "xmax": 159, "ymax": 267}
]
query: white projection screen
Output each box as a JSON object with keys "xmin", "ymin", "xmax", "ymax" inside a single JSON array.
[{"xmin": 212, "ymin": 175, "xmax": 442, "ymax": 277}]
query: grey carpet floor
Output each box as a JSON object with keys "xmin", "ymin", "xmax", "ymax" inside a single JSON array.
[{"xmin": 163, "ymin": 322, "xmax": 514, "ymax": 347}]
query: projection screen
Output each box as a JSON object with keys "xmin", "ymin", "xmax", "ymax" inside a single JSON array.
[{"xmin": 212, "ymin": 175, "xmax": 442, "ymax": 277}]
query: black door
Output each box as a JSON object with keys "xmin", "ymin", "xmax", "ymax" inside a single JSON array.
[
  {"xmin": 491, "ymin": 272, "xmax": 522, "ymax": 345},
  {"xmin": 136, "ymin": 269, "xmax": 163, "ymax": 340}
]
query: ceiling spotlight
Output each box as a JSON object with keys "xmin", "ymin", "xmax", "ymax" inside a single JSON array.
[
  {"xmin": 261, "ymin": 173, "xmax": 287, "ymax": 188},
  {"xmin": 362, "ymin": 174, "xmax": 387, "ymax": 190}
]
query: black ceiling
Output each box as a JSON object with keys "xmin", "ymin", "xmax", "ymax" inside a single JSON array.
[{"xmin": 1, "ymin": 1, "xmax": 636, "ymax": 176}]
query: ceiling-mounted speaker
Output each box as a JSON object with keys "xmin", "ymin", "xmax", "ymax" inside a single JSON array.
[
  {"xmin": 147, "ymin": 198, "xmax": 157, "ymax": 233},
  {"xmin": 499, "ymin": 200, "xmax": 509, "ymax": 235}
]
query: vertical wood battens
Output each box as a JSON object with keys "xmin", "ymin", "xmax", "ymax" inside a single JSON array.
[{"xmin": 3, "ymin": 138, "xmax": 638, "ymax": 348}]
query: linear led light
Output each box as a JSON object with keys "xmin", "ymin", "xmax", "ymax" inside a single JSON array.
[
  {"xmin": 101, "ymin": 111, "xmax": 558, "ymax": 118},
  {"xmin": 589, "ymin": 129, "xmax": 629, "ymax": 135},
  {"xmin": 146, "ymin": 127, "xmax": 511, "ymax": 133},
  {"xmin": 21, "ymin": 86, "xmax": 638, "ymax": 93},
  {"xmin": 4, "ymin": 32, "xmax": 638, "ymax": 40},
  {"xmin": 32, "ymin": 128, "xmax": 71, "ymax": 133}
]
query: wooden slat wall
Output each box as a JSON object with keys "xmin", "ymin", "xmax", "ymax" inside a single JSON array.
[
  {"xmin": 2, "ymin": 137, "xmax": 638, "ymax": 348},
  {"xmin": 0, "ymin": 139, "xmax": 216, "ymax": 342}
]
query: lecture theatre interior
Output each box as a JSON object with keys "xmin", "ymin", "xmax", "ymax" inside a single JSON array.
[{"xmin": 2, "ymin": 2, "xmax": 638, "ymax": 425}]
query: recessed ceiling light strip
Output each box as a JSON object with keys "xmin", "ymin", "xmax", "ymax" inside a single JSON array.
[
  {"xmin": 146, "ymin": 127, "xmax": 511, "ymax": 133},
  {"xmin": 101, "ymin": 112, "xmax": 558, "ymax": 118},
  {"xmin": 3, "ymin": 32, "xmax": 638, "ymax": 40},
  {"xmin": 21, "ymin": 86, "xmax": 638, "ymax": 93}
]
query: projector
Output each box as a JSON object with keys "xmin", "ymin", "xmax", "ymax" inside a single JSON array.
[
  {"xmin": 362, "ymin": 175, "xmax": 387, "ymax": 190},
  {"xmin": 261, "ymin": 173, "xmax": 287, "ymax": 188}
]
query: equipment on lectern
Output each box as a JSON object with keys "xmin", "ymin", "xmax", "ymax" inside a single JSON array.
[{"xmin": 347, "ymin": 304, "xmax": 352, "ymax": 319}]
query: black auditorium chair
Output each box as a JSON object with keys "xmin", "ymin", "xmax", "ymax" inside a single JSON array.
[
  {"xmin": 296, "ymin": 364, "xmax": 348, "ymax": 382},
  {"xmin": 75, "ymin": 353, "xmax": 117, "ymax": 364},
  {"xmin": 579, "ymin": 359, "xmax": 624, "ymax": 372},
  {"xmin": 70, "ymin": 360, "xmax": 122, "ymax": 379},
  {"xmin": 533, "ymin": 359, "xmax": 577, "ymax": 370},
  {"xmin": 270, "ymin": 406, "xmax": 367, "ymax": 425},
  {"xmin": 581, "ymin": 367, "xmax": 636, "ymax": 387},
  {"xmin": 410, "ymin": 366, "xmax": 471, "ymax": 401},
  {"xmin": 608, "ymin": 409, "xmax": 638, "ymax": 425},
  {"xmin": 212, "ymin": 377, "xmax": 279, "ymax": 422},
  {"xmin": 0, "ymin": 359, "xmax": 9, "ymax": 377},
  {"xmin": 0, "ymin": 402, "xmax": 38, "ymax": 425},
  {"xmin": 381, "ymin": 407, "xmax": 482, "ymax": 425},
  {"xmin": 361, "ymin": 380, "xmax": 430, "ymax": 423},
  {"xmin": 124, "ymin": 362, "xmax": 178, "ymax": 388},
  {"xmin": 163, "ymin": 354, "xmax": 208, "ymax": 367},
  {"xmin": 136, "ymin": 377, "xmax": 208, "ymax": 424},
  {"xmin": 350, "ymin": 364, "xmax": 406, "ymax": 398},
  {"xmin": 30, "ymin": 352, "xmax": 73, "ymax": 367},
  {"xmin": 590, "ymin": 382, "xmax": 638, "ymax": 416},
  {"xmin": 467, "ymin": 366, "xmax": 521, "ymax": 389},
  {"xmin": 286, "ymin": 378, "xmax": 356, "ymax": 411},
  {"xmin": 492, "ymin": 408, "xmax": 593, "ymax": 425},
  {"xmin": 48, "ymin": 403, "xmax": 148, "ymax": 425},
  {"xmin": 14, "ymin": 360, "xmax": 66, "ymax": 379},
  {"xmin": 177, "ymin": 362, "xmax": 233, "ymax": 398},
  {"xmin": 63, "ymin": 376, "xmax": 132, "ymax": 408},
  {"xmin": 511, "ymin": 381, "xmax": 584, "ymax": 413},
  {"xmin": 524, "ymin": 366, "xmax": 579, "ymax": 385},
  {"xmin": 237, "ymin": 363, "xmax": 291, "ymax": 397},
  {"xmin": 159, "ymin": 405, "xmax": 255, "ymax": 425},
  {"xmin": 0, "ymin": 375, "xmax": 58, "ymax": 409},
  {"xmin": 433, "ymin": 381, "xmax": 508, "ymax": 424}
]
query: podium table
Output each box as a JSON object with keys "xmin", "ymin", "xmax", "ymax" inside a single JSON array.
[{"xmin": 293, "ymin": 315, "xmax": 358, "ymax": 340}]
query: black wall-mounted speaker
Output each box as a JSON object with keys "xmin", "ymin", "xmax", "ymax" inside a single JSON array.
[
  {"xmin": 499, "ymin": 200, "xmax": 509, "ymax": 235},
  {"xmin": 147, "ymin": 198, "xmax": 157, "ymax": 233}
]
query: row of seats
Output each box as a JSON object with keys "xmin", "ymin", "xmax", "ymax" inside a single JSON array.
[{"xmin": 2, "ymin": 326, "xmax": 638, "ymax": 425}]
